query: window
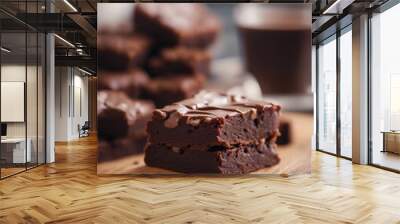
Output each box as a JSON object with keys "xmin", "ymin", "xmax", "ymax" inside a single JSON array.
[
  {"xmin": 316, "ymin": 25, "xmax": 353, "ymax": 159},
  {"xmin": 339, "ymin": 28, "xmax": 352, "ymax": 158},
  {"xmin": 0, "ymin": 2, "xmax": 46, "ymax": 179},
  {"xmin": 370, "ymin": 2, "xmax": 400, "ymax": 171},
  {"xmin": 1, "ymin": 30, "xmax": 28, "ymax": 178},
  {"xmin": 317, "ymin": 36, "xmax": 337, "ymax": 154}
]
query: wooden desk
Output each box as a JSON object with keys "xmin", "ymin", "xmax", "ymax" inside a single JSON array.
[
  {"xmin": 382, "ymin": 131, "xmax": 400, "ymax": 154},
  {"xmin": 1, "ymin": 138, "xmax": 31, "ymax": 164}
]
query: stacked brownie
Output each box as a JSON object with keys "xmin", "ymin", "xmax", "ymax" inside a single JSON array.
[
  {"xmin": 134, "ymin": 3, "xmax": 220, "ymax": 106},
  {"xmin": 97, "ymin": 33, "xmax": 155, "ymax": 161},
  {"xmin": 97, "ymin": 31, "xmax": 154, "ymax": 161},
  {"xmin": 97, "ymin": 4, "xmax": 220, "ymax": 161},
  {"xmin": 97, "ymin": 91, "xmax": 154, "ymax": 161},
  {"xmin": 144, "ymin": 91, "xmax": 281, "ymax": 174},
  {"xmin": 98, "ymin": 3, "xmax": 220, "ymax": 106},
  {"xmin": 134, "ymin": 3, "xmax": 220, "ymax": 49}
]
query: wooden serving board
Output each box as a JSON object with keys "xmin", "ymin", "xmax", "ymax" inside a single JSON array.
[{"xmin": 97, "ymin": 112, "xmax": 312, "ymax": 176}]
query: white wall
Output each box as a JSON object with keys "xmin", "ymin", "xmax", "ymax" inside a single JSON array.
[
  {"xmin": 1, "ymin": 65, "xmax": 25, "ymax": 139},
  {"xmin": 71, "ymin": 73, "xmax": 89, "ymax": 138},
  {"xmin": 54, "ymin": 67, "xmax": 89, "ymax": 141},
  {"xmin": 55, "ymin": 66, "xmax": 70, "ymax": 141},
  {"xmin": 1, "ymin": 65, "xmax": 38, "ymax": 138}
]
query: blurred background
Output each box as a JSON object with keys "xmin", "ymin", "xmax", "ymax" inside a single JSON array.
[{"xmin": 97, "ymin": 3, "xmax": 312, "ymax": 111}]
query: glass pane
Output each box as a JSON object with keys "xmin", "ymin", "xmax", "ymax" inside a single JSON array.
[
  {"xmin": 38, "ymin": 33, "xmax": 45, "ymax": 165},
  {"xmin": 371, "ymin": 4, "xmax": 400, "ymax": 171},
  {"xmin": 317, "ymin": 37, "xmax": 337, "ymax": 154},
  {"xmin": 27, "ymin": 31, "xmax": 38, "ymax": 169},
  {"xmin": 26, "ymin": 0, "xmax": 39, "ymax": 170},
  {"xmin": 339, "ymin": 29, "xmax": 352, "ymax": 158},
  {"xmin": 1, "ymin": 31, "xmax": 28, "ymax": 177}
]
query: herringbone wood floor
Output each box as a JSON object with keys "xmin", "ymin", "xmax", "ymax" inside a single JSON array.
[{"xmin": 1, "ymin": 127, "xmax": 400, "ymax": 223}]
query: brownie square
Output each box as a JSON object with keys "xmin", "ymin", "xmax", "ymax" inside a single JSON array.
[
  {"xmin": 98, "ymin": 33, "xmax": 151, "ymax": 71},
  {"xmin": 134, "ymin": 3, "xmax": 220, "ymax": 48},
  {"xmin": 147, "ymin": 91, "xmax": 281, "ymax": 149},
  {"xmin": 148, "ymin": 47, "xmax": 211, "ymax": 76},
  {"xmin": 98, "ymin": 69, "xmax": 149, "ymax": 98},
  {"xmin": 142, "ymin": 75, "xmax": 205, "ymax": 108},
  {"xmin": 97, "ymin": 90, "xmax": 154, "ymax": 141},
  {"xmin": 144, "ymin": 141, "xmax": 280, "ymax": 174}
]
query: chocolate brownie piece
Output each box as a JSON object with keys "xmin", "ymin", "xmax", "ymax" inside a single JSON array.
[
  {"xmin": 144, "ymin": 141, "xmax": 280, "ymax": 174},
  {"xmin": 134, "ymin": 3, "xmax": 220, "ymax": 48},
  {"xmin": 98, "ymin": 69, "xmax": 149, "ymax": 98},
  {"xmin": 97, "ymin": 90, "xmax": 154, "ymax": 141},
  {"xmin": 98, "ymin": 33, "xmax": 151, "ymax": 71},
  {"xmin": 142, "ymin": 75, "xmax": 205, "ymax": 107},
  {"xmin": 148, "ymin": 47, "xmax": 211, "ymax": 76},
  {"xmin": 147, "ymin": 91, "xmax": 281, "ymax": 149},
  {"xmin": 98, "ymin": 137, "xmax": 147, "ymax": 162}
]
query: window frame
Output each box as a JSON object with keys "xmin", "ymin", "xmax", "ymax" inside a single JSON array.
[
  {"xmin": 367, "ymin": 0, "xmax": 400, "ymax": 173},
  {"xmin": 0, "ymin": 0, "xmax": 47, "ymax": 180},
  {"xmin": 315, "ymin": 23, "xmax": 353, "ymax": 160}
]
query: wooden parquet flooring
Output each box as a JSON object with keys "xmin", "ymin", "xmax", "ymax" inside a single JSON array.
[{"xmin": 1, "ymin": 136, "xmax": 400, "ymax": 223}]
